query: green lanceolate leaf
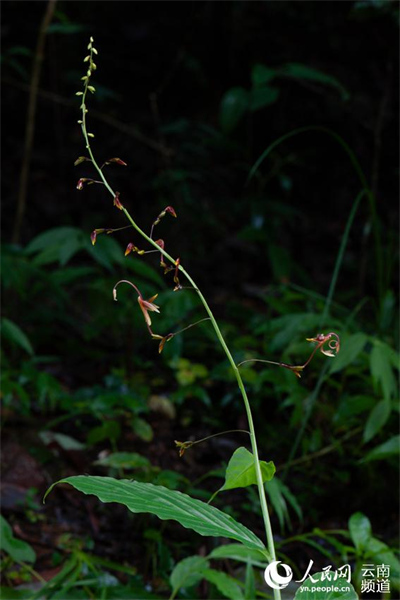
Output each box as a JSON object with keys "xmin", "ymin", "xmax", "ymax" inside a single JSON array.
[
  {"xmin": 170, "ymin": 556, "xmax": 209, "ymax": 595},
  {"xmin": 360, "ymin": 435, "xmax": 400, "ymax": 463},
  {"xmin": 1, "ymin": 318, "xmax": 34, "ymax": 355},
  {"xmin": 0, "ymin": 515, "xmax": 36, "ymax": 563},
  {"xmin": 363, "ymin": 398, "xmax": 391, "ymax": 443},
  {"xmin": 208, "ymin": 543, "xmax": 270, "ymax": 566},
  {"xmin": 329, "ymin": 332, "xmax": 367, "ymax": 374},
  {"xmin": 221, "ymin": 447, "xmax": 275, "ymax": 492},
  {"xmin": 219, "ymin": 87, "xmax": 249, "ymax": 134},
  {"xmin": 203, "ymin": 569, "xmax": 244, "ymax": 600},
  {"xmin": 369, "ymin": 340, "xmax": 397, "ymax": 401},
  {"xmin": 45, "ymin": 476, "xmax": 266, "ymax": 551},
  {"xmin": 348, "ymin": 512, "xmax": 372, "ymax": 552}
]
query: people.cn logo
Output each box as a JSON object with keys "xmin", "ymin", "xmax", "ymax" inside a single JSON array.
[{"xmin": 264, "ymin": 561, "xmax": 293, "ymax": 590}]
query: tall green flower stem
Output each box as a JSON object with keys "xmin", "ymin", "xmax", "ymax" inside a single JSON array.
[{"xmin": 78, "ymin": 39, "xmax": 281, "ymax": 599}]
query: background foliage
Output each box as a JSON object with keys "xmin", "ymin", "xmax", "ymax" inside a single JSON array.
[{"xmin": 1, "ymin": 1, "xmax": 399, "ymax": 599}]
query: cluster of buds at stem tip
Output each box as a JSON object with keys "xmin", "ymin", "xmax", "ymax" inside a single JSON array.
[{"xmin": 76, "ymin": 37, "xmax": 97, "ymax": 130}]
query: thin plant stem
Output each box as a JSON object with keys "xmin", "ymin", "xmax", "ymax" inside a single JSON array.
[
  {"xmin": 276, "ymin": 427, "xmax": 362, "ymax": 473},
  {"xmin": 78, "ymin": 43, "xmax": 281, "ymax": 599},
  {"xmin": 12, "ymin": 0, "xmax": 57, "ymax": 243},
  {"xmin": 282, "ymin": 190, "xmax": 364, "ymax": 478},
  {"xmin": 321, "ymin": 190, "xmax": 365, "ymax": 323},
  {"xmin": 247, "ymin": 125, "xmax": 383, "ymax": 306}
]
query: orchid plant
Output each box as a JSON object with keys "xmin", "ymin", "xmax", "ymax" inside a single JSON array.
[{"xmin": 46, "ymin": 38, "xmax": 341, "ymax": 600}]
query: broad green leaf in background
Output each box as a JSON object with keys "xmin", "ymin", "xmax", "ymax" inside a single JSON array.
[
  {"xmin": 250, "ymin": 86, "xmax": 280, "ymax": 112},
  {"xmin": 131, "ymin": 417, "xmax": 154, "ymax": 442},
  {"xmin": 364, "ymin": 537, "xmax": 400, "ymax": 590},
  {"xmin": 203, "ymin": 568, "xmax": 244, "ymax": 600},
  {"xmin": 45, "ymin": 476, "xmax": 266, "ymax": 551},
  {"xmin": 369, "ymin": 340, "xmax": 397, "ymax": 401},
  {"xmin": 280, "ymin": 62, "xmax": 350, "ymax": 101},
  {"xmin": 360, "ymin": 435, "xmax": 400, "ymax": 463},
  {"xmin": 25, "ymin": 227, "xmax": 86, "ymax": 267},
  {"xmin": 348, "ymin": 512, "xmax": 372, "ymax": 553},
  {"xmin": 39, "ymin": 431, "xmax": 85, "ymax": 450},
  {"xmin": 251, "ymin": 64, "xmax": 276, "ymax": 87},
  {"xmin": 219, "ymin": 87, "xmax": 249, "ymax": 134},
  {"xmin": 293, "ymin": 572, "xmax": 358, "ymax": 599},
  {"xmin": 329, "ymin": 333, "xmax": 368, "ymax": 374},
  {"xmin": 0, "ymin": 515, "xmax": 36, "ymax": 563},
  {"xmin": 1, "ymin": 318, "xmax": 34, "ymax": 355},
  {"xmin": 220, "ymin": 446, "xmax": 275, "ymax": 492},
  {"xmin": 93, "ymin": 452, "xmax": 150, "ymax": 470},
  {"xmin": 87, "ymin": 420, "xmax": 121, "ymax": 446},
  {"xmin": 363, "ymin": 398, "xmax": 391, "ymax": 443},
  {"xmin": 170, "ymin": 556, "xmax": 209, "ymax": 596},
  {"xmin": 208, "ymin": 543, "xmax": 270, "ymax": 566}
]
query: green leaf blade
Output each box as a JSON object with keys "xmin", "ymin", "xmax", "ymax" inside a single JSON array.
[
  {"xmin": 221, "ymin": 447, "xmax": 275, "ymax": 492},
  {"xmin": 45, "ymin": 476, "xmax": 266, "ymax": 551},
  {"xmin": 0, "ymin": 516, "xmax": 36, "ymax": 563},
  {"xmin": 170, "ymin": 556, "xmax": 209, "ymax": 595}
]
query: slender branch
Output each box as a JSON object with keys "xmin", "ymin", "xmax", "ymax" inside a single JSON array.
[
  {"xmin": 12, "ymin": 0, "xmax": 57, "ymax": 243},
  {"xmin": 276, "ymin": 427, "xmax": 362, "ymax": 472}
]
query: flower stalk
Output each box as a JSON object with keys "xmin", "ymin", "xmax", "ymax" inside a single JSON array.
[{"xmin": 76, "ymin": 38, "xmax": 281, "ymax": 595}]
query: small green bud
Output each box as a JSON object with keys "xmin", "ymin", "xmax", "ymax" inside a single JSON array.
[
  {"xmin": 84, "ymin": 55, "xmax": 90, "ymax": 62},
  {"xmin": 75, "ymin": 91, "xmax": 83, "ymax": 96},
  {"xmin": 87, "ymin": 133, "xmax": 95, "ymax": 138},
  {"xmin": 88, "ymin": 86, "xmax": 95, "ymax": 93},
  {"xmin": 92, "ymin": 47, "xmax": 98, "ymax": 55}
]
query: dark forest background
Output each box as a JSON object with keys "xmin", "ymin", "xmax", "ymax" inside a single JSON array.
[{"xmin": 1, "ymin": 1, "xmax": 399, "ymax": 599}]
